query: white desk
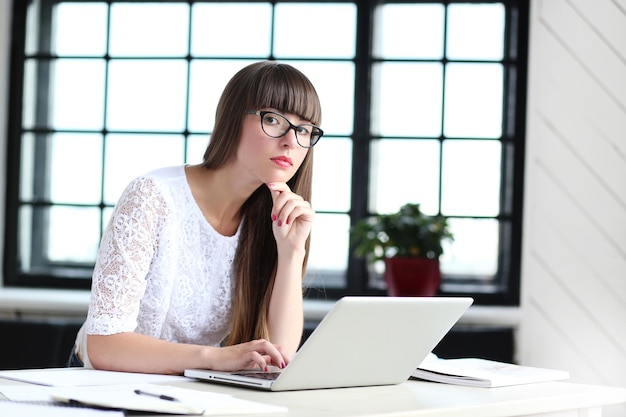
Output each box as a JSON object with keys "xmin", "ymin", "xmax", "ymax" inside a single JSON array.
[
  {"xmin": 1, "ymin": 374, "xmax": 625, "ymax": 417},
  {"xmin": 173, "ymin": 379, "xmax": 625, "ymax": 417}
]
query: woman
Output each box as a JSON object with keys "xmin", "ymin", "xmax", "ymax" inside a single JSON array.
[{"xmin": 69, "ymin": 61, "xmax": 323, "ymax": 375}]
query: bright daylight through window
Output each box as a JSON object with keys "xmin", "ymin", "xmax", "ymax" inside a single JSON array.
[{"xmin": 5, "ymin": 1, "xmax": 528, "ymax": 305}]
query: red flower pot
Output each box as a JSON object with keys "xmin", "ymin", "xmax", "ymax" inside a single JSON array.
[{"xmin": 383, "ymin": 257, "xmax": 441, "ymax": 297}]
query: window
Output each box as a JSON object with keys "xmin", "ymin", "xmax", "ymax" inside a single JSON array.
[{"xmin": 5, "ymin": 0, "xmax": 528, "ymax": 305}]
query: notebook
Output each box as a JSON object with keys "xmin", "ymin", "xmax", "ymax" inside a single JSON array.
[{"xmin": 185, "ymin": 296, "xmax": 473, "ymax": 391}]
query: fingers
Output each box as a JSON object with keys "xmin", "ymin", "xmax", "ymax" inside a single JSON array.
[
  {"xmin": 266, "ymin": 182, "xmax": 314, "ymax": 227},
  {"xmin": 244, "ymin": 339, "xmax": 287, "ymax": 372}
]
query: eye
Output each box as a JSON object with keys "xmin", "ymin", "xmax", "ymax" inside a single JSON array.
[
  {"xmin": 262, "ymin": 114, "xmax": 279, "ymax": 125},
  {"xmin": 296, "ymin": 125, "xmax": 312, "ymax": 136}
]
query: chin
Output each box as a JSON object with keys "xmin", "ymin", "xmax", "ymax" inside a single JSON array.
[{"xmin": 267, "ymin": 172, "xmax": 295, "ymax": 184}]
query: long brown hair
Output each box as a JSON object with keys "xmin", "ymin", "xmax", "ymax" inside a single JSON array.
[{"xmin": 201, "ymin": 61, "xmax": 321, "ymax": 345}]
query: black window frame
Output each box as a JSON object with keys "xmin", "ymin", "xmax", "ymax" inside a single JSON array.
[{"xmin": 3, "ymin": 0, "xmax": 529, "ymax": 306}]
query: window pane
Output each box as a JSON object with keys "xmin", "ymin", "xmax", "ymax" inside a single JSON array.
[
  {"xmin": 109, "ymin": 3, "xmax": 189, "ymax": 57},
  {"xmin": 103, "ymin": 134, "xmax": 184, "ymax": 204},
  {"xmin": 373, "ymin": 62, "xmax": 443, "ymax": 137},
  {"xmin": 289, "ymin": 61, "xmax": 354, "ymax": 136},
  {"xmin": 22, "ymin": 60, "xmax": 39, "ymax": 129},
  {"xmin": 376, "ymin": 4, "xmax": 444, "ymax": 59},
  {"xmin": 47, "ymin": 206, "xmax": 100, "ymax": 263},
  {"xmin": 312, "ymin": 138, "xmax": 352, "ymax": 212},
  {"xmin": 444, "ymin": 63, "xmax": 503, "ymax": 138},
  {"xmin": 188, "ymin": 60, "xmax": 257, "ymax": 133},
  {"xmin": 441, "ymin": 140, "xmax": 501, "ymax": 217},
  {"xmin": 51, "ymin": 59, "xmax": 105, "ymax": 130},
  {"xmin": 19, "ymin": 133, "xmax": 35, "ymax": 201},
  {"xmin": 191, "ymin": 3, "xmax": 272, "ymax": 57},
  {"xmin": 107, "ymin": 60, "xmax": 188, "ymax": 132},
  {"xmin": 369, "ymin": 139, "xmax": 440, "ymax": 214},
  {"xmin": 53, "ymin": 3, "xmax": 108, "ymax": 56},
  {"xmin": 103, "ymin": 207, "xmax": 114, "ymax": 234},
  {"xmin": 18, "ymin": 206, "xmax": 33, "ymax": 270},
  {"xmin": 441, "ymin": 218, "xmax": 498, "ymax": 277},
  {"xmin": 307, "ymin": 213, "xmax": 350, "ymax": 288},
  {"xmin": 18, "ymin": 133, "xmax": 102, "ymax": 204},
  {"xmin": 24, "ymin": 1, "xmax": 40, "ymax": 55},
  {"xmin": 274, "ymin": 3, "xmax": 356, "ymax": 59},
  {"xmin": 446, "ymin": 3, "xmax": 504, "ymax": 60},
  {"xmin": 50, "ymin": 133, "xmax": 103, "ymax": 204},
  {"xmin": 186, "ymin": 134, "xmax": 210, "ymax": 165},
  {"xmin": 18, "ymin": 206, "xmax": 100, "ymax": 269}
]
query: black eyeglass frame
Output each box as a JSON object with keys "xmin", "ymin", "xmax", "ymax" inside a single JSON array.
[{"xmin": 244, "ymin": 110, "xmax": 323, "ymax": 148}]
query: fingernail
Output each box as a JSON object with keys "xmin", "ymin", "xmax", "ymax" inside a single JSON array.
[
  {"xmin": 277, "ymin": 220, "xmax": 282, "ymax": 227},
  {"xmin": 271, "ymin": 214, "xmax": 277, "ymax": 221},
  {"xmin": 267, "ymin": 183, "xmax": 275, "ymax": 189},
  {"xmin": 264, "ymin": 366, "xmax": 269, "ymax": 372},
  {"xmin": 280, "ymin": 362, "xmax": 285, "ymax": 369}
]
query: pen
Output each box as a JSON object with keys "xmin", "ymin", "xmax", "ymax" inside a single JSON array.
[{"xmin": 133, "ymin": 389, "xmax": 179, "ymax": 402}]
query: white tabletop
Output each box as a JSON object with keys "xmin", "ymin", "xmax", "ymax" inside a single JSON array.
[
  {"xmin": 170, "ymin": 378, "xmax": 626, "ymax": 417},
  {"xmin": 1, "ymin": 372, "xmax": 625, "ymax": 417}
]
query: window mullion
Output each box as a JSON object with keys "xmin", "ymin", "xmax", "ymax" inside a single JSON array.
[
  {"xmin": 347, "ymin": 0, "xmax": 376, "ymax": 294},
  {"xmin": 31, "ymin": 0, "xmax": 56, "ymax": 269}
]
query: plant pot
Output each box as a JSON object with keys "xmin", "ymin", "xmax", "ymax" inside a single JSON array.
[{"xmin": 383, "ymin": 257, "xmax": 441, "ymax": 297}]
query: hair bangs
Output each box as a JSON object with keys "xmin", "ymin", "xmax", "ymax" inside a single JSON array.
[{"xmin": 248, "ymin": 64, "xmax": 322, "ymax": 126}]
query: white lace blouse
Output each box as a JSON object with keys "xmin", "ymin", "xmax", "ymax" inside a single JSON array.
[{"xmin": 75, "ymin": 165, "xmax": 240, "ymax": 367}]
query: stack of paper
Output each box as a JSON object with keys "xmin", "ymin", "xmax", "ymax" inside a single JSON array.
[{"xmin": 411, "ymin": 357, "xmax": 570, "ymax": 388}]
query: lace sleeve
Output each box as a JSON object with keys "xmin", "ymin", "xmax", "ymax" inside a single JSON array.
[{"xmin": 85, "ymin": 176, "xmax": 169, "ymax": 335}]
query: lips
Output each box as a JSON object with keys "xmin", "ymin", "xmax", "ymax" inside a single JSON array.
[{"xmin": 271, "ymin": 156, "xmax": 293, "ymax": 168}]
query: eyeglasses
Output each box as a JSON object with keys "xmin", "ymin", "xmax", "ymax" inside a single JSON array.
[{"xmin": 244, "ymin": 110, "xmax": 323, "ymax": 148}]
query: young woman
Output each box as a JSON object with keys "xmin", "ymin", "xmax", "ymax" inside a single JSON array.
[{"xmin": 68, "ymin": 61, "xmax": 323, "ymax": 375}]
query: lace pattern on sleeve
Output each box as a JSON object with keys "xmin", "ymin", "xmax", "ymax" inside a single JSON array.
[{"xmin": 86, "ymin": 176, "xmax": 168, "ymax": 335}]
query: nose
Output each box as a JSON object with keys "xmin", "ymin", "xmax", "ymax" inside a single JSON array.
[{"xmin": 280, "ymin": 126, "xmax": 299, "ymax": 148}]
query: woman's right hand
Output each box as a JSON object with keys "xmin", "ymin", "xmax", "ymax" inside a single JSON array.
[{"xmin": 209, "ymin": 339, "xmax": 289, "ymax": 372}]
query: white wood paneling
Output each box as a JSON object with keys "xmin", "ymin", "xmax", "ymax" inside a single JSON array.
[{"xmin": 521, "ymin": 1, "xmax": 626, "ymax": 417}]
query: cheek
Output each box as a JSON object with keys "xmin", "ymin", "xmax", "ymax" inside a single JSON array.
[
  {"xmin": 238, "ymin": 119, "xmax": 268, "ymax": 154},
  {"xmin": 293, "ymin": 149, "xmax": 309, "ymax": 169},
  {"xmin": 238, "ymin": 130, "xmax": 268, "ymax": 160},
  {"xmin": 245, "ymin": 136, "xmax": 265, "ymax": 155}
]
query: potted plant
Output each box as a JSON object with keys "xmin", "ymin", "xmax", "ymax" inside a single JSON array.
[{"xmin": 350, "ymin": 203, "xmax": 453, "ymax": 297}]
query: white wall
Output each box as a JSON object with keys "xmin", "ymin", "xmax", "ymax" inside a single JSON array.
[{"xmin": 520, "ymin": 1, "xmax": 626, "ymax": 416}]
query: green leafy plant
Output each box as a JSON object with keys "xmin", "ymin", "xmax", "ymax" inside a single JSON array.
[{"xmin": 351, "ymin": 203, "xmax": 453, "ymax": 263}]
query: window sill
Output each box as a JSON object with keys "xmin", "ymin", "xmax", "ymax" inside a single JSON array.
[
  {"xmin": 305, "ymin": 299, "xmax": 520, "ymax": 327},
  {"xmin": 0, "ymin": 287, "xmax": 520, "ymax": 327},
  {"xmin": 0, "ymin": 287, "xmax": 91, "ymax": 318}
]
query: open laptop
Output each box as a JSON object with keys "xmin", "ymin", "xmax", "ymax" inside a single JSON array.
[{"xmin": 185, "ymin": 296, "xmax": 473, "ymax": 391}]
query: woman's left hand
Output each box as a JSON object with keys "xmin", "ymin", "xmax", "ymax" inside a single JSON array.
[{"xmin": 267, "ymin": 182, "xmax": 315, "ymax": 254}]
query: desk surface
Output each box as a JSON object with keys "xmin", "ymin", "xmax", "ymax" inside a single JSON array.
[
  {"xmin": 174, "ymin": 379, "xmax": 625, "ymax": 417},
  {"xmin": 1, "ymin": 373, "xmax": 625, "ymax": 417}
]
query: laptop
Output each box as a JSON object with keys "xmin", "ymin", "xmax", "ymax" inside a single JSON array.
[{"xmin": 185, "ymin": 296, "xmax": 473, "ymax": 391}]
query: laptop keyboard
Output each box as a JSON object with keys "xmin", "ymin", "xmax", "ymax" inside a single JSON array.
[{"xmin": 233, "ymin": 371, "xmax": 282, "ymax": 380}]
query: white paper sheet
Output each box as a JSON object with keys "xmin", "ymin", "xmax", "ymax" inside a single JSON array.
[
  {"xmin": 0, "ymin": 368, "xmax": 187, "ymax": 386},
  {"xmin": 51, "ymin": 384, "xmax": 288, "ymax": 415},
  {"xmin": 0, "ymin": 400, "xmax": 124, "ymax": 417},
  {"xmin": 2, "ymin": 383, "xmax": 288, "ymax": 415},
  {"xmin": 0, "ymin": 385, "xmax": 56, "ymax": 401}
]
